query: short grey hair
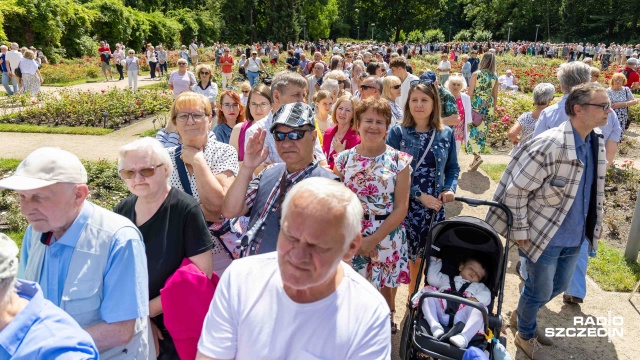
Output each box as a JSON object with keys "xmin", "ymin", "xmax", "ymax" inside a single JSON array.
[
  {"xmin": 565, "ymin": 82, "xmax": 607, "ymax": 117},
  {"xmin": 0, "ymin": 45, "xmax": 7, "ymax": 51},
  {"xmin": 364, "ymin": 75, "xmax": 383, "ymax": 92},
  {"xmin": 118, "ymin": 137, "xmax": 173, "ymax": 174},
  {"xmin": 0, "ymin": 233, "xmax": 19, "ymax": 306},
  {"xmin": 532, "ymin": 83, "xmax": 556, "ymax": 106},
  {"xmin": 10, "ymin": 43, "xmax": 18, "ymax": 50},
  {"xmin": 281, "ymin": 177, "xmax": 363, "ymax": 250},
  {"xmin": 270, "ymin": 71, "xmax": 308, "ymax": 96},
  {"xmin": 557, "ymin": 62, "xmax": 590, "ymax": 93},
  {"xmin": 320, "ymin": 78, "xmax": 339, "ymax": 96}
]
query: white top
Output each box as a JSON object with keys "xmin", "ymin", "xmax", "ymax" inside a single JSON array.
[
  {"xmin": 397, "ymin": 73, "xmax": 419, "ymax": 110},
  {"xmin": 18, "ymin": 59, "xmax": 39, "ymax": 75},
  {"xmin": 426, "ymin": 257, "xmax": 491, "ymax": 306},
  {"xmin": 189, "ymin": 43, "xmax": 199, "ymax": 56},
  {"xmin": 191, "ymin": 81, "xmax": 219, "ymax": 105},
  {"xmin": 498, "ymin": 74, "xmax": 515, "ymax": 87},
  {"xmin": 146, "ymin": 50, "xmax": 157, "ymax": 62},
  {"xmin": 437, "ymin": 60, "xmax": 451, "ymax": 75},
  {"xmin": 5, "ymin": 50, "xmax": 22, "ymax": 73},
  {"xmin": 246, "ymin": 57, "xmax": 261, "ymax": 72},
  {"xmin": 197, "ymin": 252, "xmax": 392, "ymax": 360}
]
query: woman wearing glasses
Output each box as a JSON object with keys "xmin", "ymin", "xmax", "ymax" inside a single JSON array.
[
  {"xmin": 334, "ymin": 97, "xmax": 412, "ymax": 334},
  {"xmin": 192, "ymin": 64, "xmax": 219, "ymax": 111},
  {"xmin": 243, "ymin": 51, "xmax": 266, "ymax": 86},
  {"xmin": 382, "ymin": 75, "xmax": 403, "ymax": 123},
  {"xmin": 230, "ymin": 84, "xmax": 272, "ymax": 162},
  {"xmin": 115, "ymin": 137, "xmax": 213, "ymax": 359},
  {"xmin": 214, "ymin": 90, "xmax": 245, "ymax": 144},
  {"xmin": 168, "ymin": 59, "xmax": 197, "ymax": 99},
  {"xmin": 386, "ymin": 79, "xmax": 460, "ymax": 301},
  {"xmin": 166, "ymin": 92, "xmax": 239, "ymax": 275}
]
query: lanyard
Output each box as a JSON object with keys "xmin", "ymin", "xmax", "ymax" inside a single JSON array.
[{"xmin": 413, "ymin": 129, "xmax": 436, "ymax": 171}]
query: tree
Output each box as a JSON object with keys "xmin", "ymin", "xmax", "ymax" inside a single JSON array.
[
  {"xmin": 424, "ymin": 29, "xmax": 445, "ymax": 43},
  {"xmin": 454, "ymin": 29, "xmax": 473, "ymax": 42}
]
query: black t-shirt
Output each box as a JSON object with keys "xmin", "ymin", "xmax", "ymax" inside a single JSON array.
[{"xmin": 114, "ymin": 187, "xmax": 213, "ymax": 299}]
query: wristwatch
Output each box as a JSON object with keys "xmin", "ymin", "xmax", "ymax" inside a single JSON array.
[{"xmin": 415, "ymin": 190, "xmax": 422, "ymax": 199}]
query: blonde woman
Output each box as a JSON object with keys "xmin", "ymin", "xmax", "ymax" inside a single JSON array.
[
  {"xmin": 445, "ymin": 74, "xmax": 472, "ymax": 153},
  {"xmin": 381, "ymin": 75, "xmax": 403, "ymax": 123},
  {"xmin": 17, "ymin": 50, "xmax": 43, "ymax": 97},
  {"xmin": 192, "ymin": 64, "xmax": 218, "ymax": 111},
  {"xmin": 322, "ymin": 94, "xmax": 360, "ymax": 169}
]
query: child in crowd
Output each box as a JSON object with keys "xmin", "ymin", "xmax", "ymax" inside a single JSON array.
[{"xmin": 413, "ymin": 257, "xmax": 491, "ymax": 349}]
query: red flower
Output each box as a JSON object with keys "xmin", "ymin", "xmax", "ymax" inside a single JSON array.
[
  {"xmin": 398, "ymin": 271, "xmax": 410, "ymax": 284},
  {"xmin": 101, "ymin": 89, "xmax": 106, "ymax": 93}
]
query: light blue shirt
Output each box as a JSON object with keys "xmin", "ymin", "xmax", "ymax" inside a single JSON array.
[
  {"xmin": 532, "ymin": 94, "xmax": 622, "ymax": 142},
  {"xmin": 18, "ymin": 201, "xmax": 149, "ymax": 323},
  {"xmin": 549, "ymin": 131, "xmax": 594, "ymax": 247},
  {"xmin": 0, "ymin": 280, "xmax": 98, "ymax": 359}
]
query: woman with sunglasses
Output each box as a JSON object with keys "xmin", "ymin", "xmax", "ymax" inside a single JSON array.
[
  {"xmin": 386, "ymin": 80, "xmax": 460, "ymax": 302},
  {"xmin": 115, "ymin": 137, "xmax": 213, "ymax": 359},
  {"xmin": 192, "ymin": 64, "xmax": 218, "ymax": 111},
  {"xmin": 323, "ymin": 94, "xmax": 360, "ymax": 170},
  {"xmin": 214, "ymin": 90, "xmax": 245, "ymax": 144},
  {"xmin": 238, "ymin": 81, "xmax": 251, "ymax": 106},
  {"xmin": 168, "ymin": 59, "xmax": 197, "ymax": 99},
  {"xmin": 230, "ymin": 84, "xmax": 272, "ymax": 162},
  {"xmin": 334, "ymin": 97, "xmax": 412, "ymax": 334},
  {"xmin": 382, "ymin": 75, "xmax": 403, "ymax": 123},
  {"xmin": 166, "ymin": 92, "xmax": 239, "ymax": 276}
]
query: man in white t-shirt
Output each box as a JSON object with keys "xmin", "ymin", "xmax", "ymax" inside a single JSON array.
[
  {"xmin": 498, "ymin": 69, "xmax": 519, "ymax": 93},
  {"xmin": 390, "ymin": 56, "xmax": 418, "ymax": 110},
  {"xmin": 189, "ymin": 40, "xmax": 199, "ymax": 66},
  {"xmin": 197, "ymin": 177, "xmax": 391, "ymax": 360}
]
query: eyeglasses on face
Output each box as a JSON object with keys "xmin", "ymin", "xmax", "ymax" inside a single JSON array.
[
  {"xmin": 178, "ymin": 63, "xmax": 188, "ymax": 66},
  {"xmin": 120, "ymin": 164, "xmax": 164, "ymax": 179},
  {"xmin": 360, "ymin": 84, "xmax": 376, "ymax": 91},
  {"xmin": 176, "ymin": 112, "xmax": 207, "ymax": 122},
  {"xmin": 222, "ymin": 103, "xmax": 240, "ymax": 110},
  {"xmin": 272, "ymin": 129, "xmax": 313, "ymax": 141},
  {"xmin": 250, "ymin": 102, "xmax": 270, "ymax": 109},
  {"xmin": 200, "ymin": 71, "xmax": 210, "ymax": 75},
  {"xmin": 581, "ymin": 102, "xmax": 611, "ymax": 111},
  {"xmin": 242, "ymin": 90, "xmax": 250, "ymax": 94}
]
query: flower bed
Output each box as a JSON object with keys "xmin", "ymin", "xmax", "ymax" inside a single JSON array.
[{"xmin": 0, "ymin": 89, "xmax": 172, "ymax": 129}]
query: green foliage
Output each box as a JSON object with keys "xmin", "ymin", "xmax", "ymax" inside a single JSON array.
[
  {"xmin": 424, "ymin": 29, "xmax": 445, "ymax": 43},
  {"xmin": 454, "ymin": 29, "xmax": 473, "ymax": 42},
  {"xmin": 473, "ymin": 29, "xmax": 493, "ymax": 42},
  {"xmin": 407, "ymin": 30, "xmax": 424, "ymax": 43},
  {"xmin": 302, "ymin": 0, "xmax": 339, "ymax": 40},
  {"xmin": 0, "ymin": 124, "xmax": 113, "ymax": 135}
]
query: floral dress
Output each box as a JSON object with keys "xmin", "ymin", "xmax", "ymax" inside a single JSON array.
[
  {"xmin": 405, "ymin": 131, "xmax": 446, "ymax": 261},
  {"xmin": 454, "ymin": 97, "xmax": 466, "ymax": 143},
  {"xmin": 466, "ymin": 70, "xmax": 497, "ymax": 155},
  {"xmin": 607, "ymin": 87, "xmax": 634, "ymax": 131},
  {"xmin": 336, "ymin": 146, "xmax": 412, "ymax": 289}
]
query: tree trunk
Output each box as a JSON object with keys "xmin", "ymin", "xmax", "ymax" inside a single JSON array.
[{"xmin": 394, "ymin": 26, "xmax": 401, "ymax": 43}]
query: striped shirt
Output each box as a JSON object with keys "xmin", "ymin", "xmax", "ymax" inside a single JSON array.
[{"xmin": 485, "ymin": 120, "xmax": 605, "ymax": 262}]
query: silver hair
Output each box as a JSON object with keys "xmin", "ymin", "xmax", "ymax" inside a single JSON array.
[
  {"xmin": 280, "ymin": 177, "xmax": 363, "ymax": 251},
  {"xmin": 118, "ymin": 137, "xmax": 173, "ymax": 174},
  {"xmin": 364, "ymin": 75, "xmax": 383, "ymax": 92},
  {"xmin": 532, "ymin": 83, "xmax": 556, "ymax": 106},
  {"xmin": 10, "ymin": 43, "xmax": 18, "ymax": 50},
  {"xmin": 0, "ymin": 45, "xmax": 7, "ymax": 51},
  {"xmin": 270, "ymin": 71, "xmax": 308, "ymax": 96},
  {"xmin": 444, "ymin": 74, "xmax": 468, "ymax": 91},
  {"xmin": 320, "ymin": 78, "xmax": 339, "ymax": 96},
  {"xmin": 0, "ymin": 277, "xmax": 16, "ymax": 306},
  {"xmin": 557, "ymin": 62, "xmax": 590, "ymax": 93},
  {"xmin": 565, "ymin": 82, "xmax": 607, "ymax": 117}
]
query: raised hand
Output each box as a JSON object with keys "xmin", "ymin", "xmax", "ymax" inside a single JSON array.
[{"xmin": 244, "ymin": 128, "xmax": 270, "ymax": 169}]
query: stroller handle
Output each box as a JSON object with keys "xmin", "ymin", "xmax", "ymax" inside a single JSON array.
[{"xmin": 454, "ymin": 196, "xmax": 513, "ymax": 227}]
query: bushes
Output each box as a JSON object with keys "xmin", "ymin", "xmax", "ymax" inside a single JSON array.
[{"xmin": 0, "ymin": 88, "xmax": 173, "ymax": 128}]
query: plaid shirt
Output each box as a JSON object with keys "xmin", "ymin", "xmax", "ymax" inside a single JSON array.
[{"xmin": 485, "ymin": 121, "xmax": 605, "ymax": 262}]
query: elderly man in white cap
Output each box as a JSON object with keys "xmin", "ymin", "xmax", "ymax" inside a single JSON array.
[
  {"xmin": 498, "ymin": 69, "xmax": 519, "ymax": 93},
  {"xmin": 0, "ymin": 233, "xmax": 99, "ymax": 359},
  {"xmin": 0, "ymin": 147, "xmax": 149, "ymax": 359}
]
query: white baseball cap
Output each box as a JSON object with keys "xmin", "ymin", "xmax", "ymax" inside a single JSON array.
[{"xmin": 0, "ymin": 147, "xmax": 87, "ymax": 191}]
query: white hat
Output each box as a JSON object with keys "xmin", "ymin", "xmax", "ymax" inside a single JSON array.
[{"xmin": 0, "ymin": 147, "xmax": 87, "ymax": 191}]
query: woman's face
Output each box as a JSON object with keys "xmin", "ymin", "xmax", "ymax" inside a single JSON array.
[
  {"xmin": 248, "ymin": 93, "xmax": 271, "ymax": 120},
  {"xmin": 357, "ymin": 108, "xmax": 388, "ymax": 145},
  {"xmin": 199, "ymin": 68, "xmax": 211, "ymax": 82},
  {"xmin": 408, "ymin": 89, "xmax": 434, "ymax": 124},
  {"xmin": 120, "ymin": 149, "xmax": 168, "ymax": 199},
  {"xmin": 375, "ymin": 67, "xmax": 385, "ymax": 77},
  {"xmin": 447, "ymin": 81, "xmax": 463, "ymax": 95},
  {"xmin": 220, "ymin": 95, "xmax": 240, "ymax": 122},
  {"xmin": 335, "ymin": 101, "xmax": 353, "ymax": 127},
  {"xmin": 390, "ymin": 82, "xmax": 401, "ymax": 99},
  {"xmin": 612, "ymin": 77, "xmax": 625, "ymax": 87},
  {"xmin": 175, "ymin": 103, "xmax": 212, "ymax": 147},
  {"xmin": 317, "ymin": 97, "xmax": 333, "ymax": 115}
]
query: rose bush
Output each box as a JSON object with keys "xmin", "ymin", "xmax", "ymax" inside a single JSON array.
[{"xmin": 0, "ymin": 88, "xmax": 172, "ymax": 129}]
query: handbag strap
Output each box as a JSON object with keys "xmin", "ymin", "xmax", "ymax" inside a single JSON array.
[
  {"xmin": 413, "ymin": 129, "xmax": 436, "ymax": 172},
  {"xmin": 175, "ymin": 146, "xmax": 193, "ymax": 196}
]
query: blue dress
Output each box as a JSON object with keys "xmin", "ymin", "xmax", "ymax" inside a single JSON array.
[{"xmin": 406, "ymin": 131, "xmax": 446, "ymax": 261}]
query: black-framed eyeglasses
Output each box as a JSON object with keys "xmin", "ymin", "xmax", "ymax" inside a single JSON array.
[
  {"xmin": 410, "ymin": 79, "xmax": 434, "ymax": 87},
  {"xmin": 176, "ymin": 112, "xmax": 207, "ymax": 122},
  {"xmin": 273, "ymin": 129, "xmax": 313, "ymax": 141},
  {"xmin": 392, "ymin": 84, "xmax": 401, "ymax": 90},
  {"xmin": 119, "ymin": 164, "xmax": 164, "ymax": 179},
  {"xmin": 360, "ymin": 84, "xmax": 376, "ymax": 91},
  {"xmin": 581, "ymin": 103, "xmax": 611, "ymax": 111}
]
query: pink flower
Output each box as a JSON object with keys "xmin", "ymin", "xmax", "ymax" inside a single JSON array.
[
  {"xmin": 101, "ymin": 89, "xmax": 106, "ymax": 93},
  {"xmin": 392, "ymin": 250, "xmax": 400, "ymax": 262},
  {"xmin": 358, "ymin": 183, "xmax": 378, "ymax": 197},
  {"xmin": 361, "ymin": 220, "xmax": 373, "ymax": 232},
  {"xmin": 398, "ymin": 271, "xmax": 410, "ymax": 284}
]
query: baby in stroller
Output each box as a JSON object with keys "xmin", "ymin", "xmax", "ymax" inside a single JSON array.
[{"xmin": 414, "ymin": 256, "xmax": 491, "ymax": 349}]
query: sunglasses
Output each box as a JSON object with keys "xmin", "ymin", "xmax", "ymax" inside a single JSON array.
[
  {"xmin": 392, "ymin": 84, "xmax": 401, "ymax": 90},
  {"xmin": 120, "ymin": 164, "xmax": 164, "ymax": 179},
  {"xmin": 242, "ymin": 90, "xmax": 250, "ymax": 94},
  {"xmin": 360, "ymin": 84, "xmax": 376, "ymax": 91},
  {"xmin": 410, "ymin": 79, "xmax": 434, "ymax": 87},
  {"xmin": 200, "ymin": 71, "xmax": 210, "ymax": 75},
  {"xmin": 272, "ymin": 129, "xmax": 313, "ymax": 141}
]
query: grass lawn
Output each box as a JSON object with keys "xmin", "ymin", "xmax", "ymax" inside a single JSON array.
[
  {"xmin": 138, "ymin": 82, "xmax": 168, "ymax": 91},
  {"xmin": 588, "ymin": 242, "xmax": 640, "ymax": 292},
  {"xmin": 479, "ymin": 163, "xmax": 507, "ymax": 183},
  {"xmin": 140, "ymin": 129, "xmax": 158, "ymax": 137},
  {"xmin": 0, "ymin": 123, "xmax": 113, "ymax": 135}
]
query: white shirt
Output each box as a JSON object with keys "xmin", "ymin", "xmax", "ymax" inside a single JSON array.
[
  {"xmin": 437, "ymin": 60, "xmax": 451, "ymax": 75},
  {"xmin": 397, "ymin": 73, "xmax": 419, "ymax": 110},
  {"xmin": 197, "ymin": 253, "xmax": 391, "ymax": 360},
  {"xmin": 498, "ymin": 74, "xmax": 515, "ymax": 87},
  {"xmin": 246, "ymin": 57, "xmax": 261, "ymax": 72},
  {"xmin": 18, "ymin": 59, "xmax": 39, "ymax": 75},
  {"xmin": 6, "ymin": 50, "xmax": 22, "ymax": 73},
  {"xmin": 189, "ymin": 43, "xmax": 199, "ymax": 56}
]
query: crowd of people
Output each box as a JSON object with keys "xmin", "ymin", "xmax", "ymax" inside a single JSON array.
[{"xmin": 1, "ymin": 37, "xmax": 639, "ymax": 360}]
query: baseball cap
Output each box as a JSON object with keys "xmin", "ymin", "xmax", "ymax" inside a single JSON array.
[
  {"xmin": 0, "ymin": 233, "xmax": 19, "ymax": 280},
  {"xmin": 270, "ymin": 102, "xmax": 316, "ymax": 133},
  {"xmin": 420, "ymin": 71, "xmax": 437, "ymax": 83},
  {"xmin": 0, "ymin": 147, "xmax": 87, "ymax": 191}
]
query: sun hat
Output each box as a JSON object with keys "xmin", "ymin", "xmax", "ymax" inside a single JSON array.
[
  {"xmin": 0, "ymin": 147, "xmax": 87, "ymax": 191},
  {"xmin": 270, "ymin": 102, "xmax": 316, "ymax": 133}
]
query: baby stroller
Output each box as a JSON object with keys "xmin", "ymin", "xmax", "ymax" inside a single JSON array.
[{"xmin": 400, "ymin": 197, "xmax": 512, "ymax": 360}]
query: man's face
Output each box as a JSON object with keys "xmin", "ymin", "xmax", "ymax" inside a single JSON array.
[
  {"xmin": 100, "ymin": 42, "xmax": 105, "ymax": 47},
  {"xmin": 360, "ymin": 80, "xmax": 379, "ymax": 99},
  {"xmin": 313, "ymin": 63, "xmax": 324, "ymax": 77},
  {"xmin": 506, "ymin": 71, "xmax": 512, "ymax": 78},
  {"xmin": 273, "ymin": 124, "xmax": 315, "ymax": 166},
  {"xmin": 277, "ymin": 86, "xmax": 305, "ymax": 106},
  {"xmin": 390, "ymin": 66, "xmax": 403, "ymax": 78},
  {"xmin": 18, "ymin": 183, "xmax": 84, "ymax": 235},
  {"xmin": 578, "ymin": 91, "xmax": 611, "ymax": 128},
  {"xmin": 278, "ymin": 195, "xmax": 352, "ymax": 291}
]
